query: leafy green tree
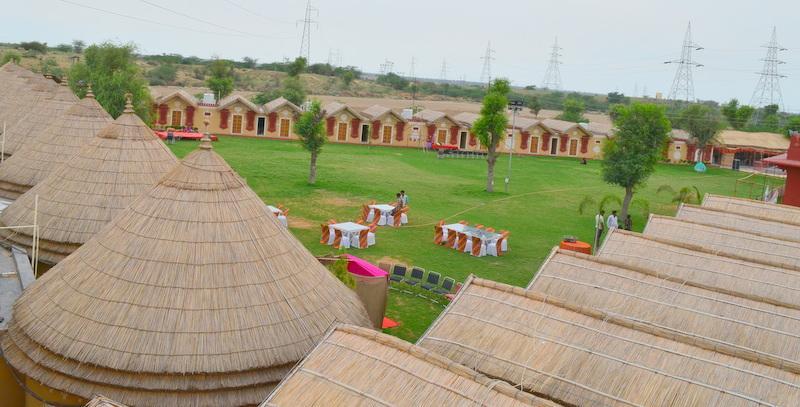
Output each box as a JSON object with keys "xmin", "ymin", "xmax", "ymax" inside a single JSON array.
[
  {"xmin": 526, "ymin": 95, "xmax": 542, "ymax": 116},
  {"xmin": 19, "ymin": 41, "xmax": 47, "ymax": 53},
  {"xmin": 376, "ymin": 72, "xmax": 408, "ymax": 90},
  {"xmin": 473, "ymin": 79, "xmax": 510, "ymax": 192},
  {"xmin": 1, "ymin": 51, "xmax": 21, "ymax": 65},
  {"xmin": 607, "ymin": 91, "xmax": 628, "ymax": 105},
  {"xmin": 72, "ymin": 40, "xmax": 85, "ymax": 54},
  {"xmin": 241, "ymin": 56, "xmax": 258, "ymax": 69},
  {"xmin": 763, "ymin": 104, "xmax": 780, "ymax": 116},
  {"xmin": 784, "ymin": 116, "xmax": 800, "ymax": 135},
  {"xmin": 578, "ymin": 194, "xmax": 650, "ymax": 218},
  {"xmin": 39, "ymin": 57, "xmax": 63, "ymax": 77},
  {"xmin": 54, "ymin": 43, "xmax": 72, "ymax": 52},
  {"xmin": 146, "ymin": 63, "xmax": 178, "ymax": 85},
  {"xmin": 720, "ymin": 99, "xmax": 754, "ymax": 130},
  {"xmin": 340, "ymin": 70, "xmax": 355, "ymax": 87},
  {"xmin": 601, "ymin": 103, "xmax": 671, "ymax": 220},
  {"xmin": 205, "ymin": 58, "xmax": 235, "ymax": 99},
  {"xmin": 295, "ymin": 100, "xmax": 327, "ymax": 184},
  {"xmin": 287, "ymin": 57, "xmax": 307, "ymax": 77},
  {"xmin": 678, "ymin": 104, "xmax": 724, "ymax": 160},
  {"xmin": 68, "ymin": 42, "xmax": 151, "ymax": 121},
  {"xmin": 558, "ymin": 97, "xmax": 586, "ymax": 122}
]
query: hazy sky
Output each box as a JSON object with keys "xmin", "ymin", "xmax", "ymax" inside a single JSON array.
[{"xmin": 6, "ymin": 0, "xmax": 799, "ymax": 111}]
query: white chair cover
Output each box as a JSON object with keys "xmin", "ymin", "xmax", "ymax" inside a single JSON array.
[
  {"xmin": 327, "ymin": 227, "xmax": 335, "ymax": 245},
  {"xmin": 464, "ymin": 236, "xmax": 473, "ymax": 253},
  {"xmin": 278, "ymin": 215, "xmax": 288, "ymax": 227},
  {"xmin": 487, "ymin": 241, "xmax": 498, "ymax": 257},
  {"xmin": 501, "ymin": 238, "xmax": 508, "ymax": 252},
  {"xmin": 442, "ymin": 229, "xmax": 449, "ymax": 240},
  {"xmin": 341, "ymin": 235, "xmax": 351, "ymax": 249},
  {"xmin": 400, "ymin": 213, "xmax": 408, "ymax": 224},
  {"xmin": 368, "ymin": 232, "xmax": 376, "ymax": 246},
  {"xmin": 366, "ymin": 211, "xmax": 375, "ymax": 223},
  {"xmin": 378, "ymin": 213, "xmax": 389, "ymax": 226}
]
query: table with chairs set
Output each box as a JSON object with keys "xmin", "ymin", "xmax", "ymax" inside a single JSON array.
[
  {"xmin": 434, "ymin": 220, "xmax": 509, "ymax": 257},
  {"xmin": 364, "ymin": 201, "xmax": 409, "ymax": 227},
  {"xmin": 267, "ymin": 204, "xmax": 289, "ymax": 227}
]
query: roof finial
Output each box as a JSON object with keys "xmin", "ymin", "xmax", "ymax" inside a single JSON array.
[
  {"xmin": 200, "ymin": 117, "xmax": 213, "ymax": 149},
  {"xmin": 123, "ymin": 93, "xmax": 134, "ymax": 113},
  {"xmin": 85, "ymin": 84, "xmax": 94, "ymax": 99}
]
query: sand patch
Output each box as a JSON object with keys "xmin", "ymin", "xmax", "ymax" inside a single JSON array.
[
  {"xmin": 288, "ymin": 216, "xmax": 315, "ymax": 230},
  {"xmin": 376, "ymin": 256, "xmax": 407, "ymax": 266}
]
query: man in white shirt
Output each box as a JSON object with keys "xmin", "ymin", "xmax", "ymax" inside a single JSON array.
[
  {"xmin": 400, "ymin": 190, "xmax": 409, "ymax": 206},
  {"xmin": 607, "ymin": 210, "xmax": 619, "ymax": 231},
  {"xmin": 594, "ymin": 210, "xmax": 605, "ymax": 253}
]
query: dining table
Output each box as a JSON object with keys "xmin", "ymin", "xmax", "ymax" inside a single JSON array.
[
  {"xmin": 329, "ymin": 222, "xmax": 371, "ymax": 249},
  {"xmin": 442, "ymin": 223, "xmax": 503, "ymax": 257},
  {"xmin": 266, "ymin": 205, "xmax": 288, "ymax": 227},
  {"xmin": 368, "ymin": 204, "xmax": 396, "ymax": 226}
]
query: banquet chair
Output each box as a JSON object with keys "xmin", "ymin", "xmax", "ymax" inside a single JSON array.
[
  {"xmin": 282, "ymin": 208, "xmax": 290, "ymax": 216},
  {"xmin": 435, "ymin": 277, "xmax": 456, "ymax": 295},
  {"xmin": 332, "ymin": 229, "xmax": 343, "ymax": 249},
  {"xmin": 471, "ymin": 236, "xmax": 485, "ymax": 257},
  {"xmin": 362, "ymin": 204, "xmax": 372, "ymax": 222},
  {"xmin": 393, "ymin": 210, "xmax": 403, "ymax": 227},
  {"xmin": 400, "ymin": 207, "xmax": 409, "ymax": 225},
  {"xmin": 433, "ymin": 225, "xmax": 444, "ymax": 245},
  {"xmin": 485, "ymin": 227, "xmax": 495, "ymax": 233},
  {"xmin": 367, "ymin": 227, "xmax": 376, "ymax": 246},
  {"xmin": 500, "ymin": 231, "xmax": 510, "ymax": 252},
  {"xmin": 458, "ymin": 220, "xmax": 468, "ymax": 225},
  {"xmin": 389, "ymin": 265, "xmax": 407, "ymax": 282},
  {"xmin": 446, "ymin": 230, "xmax": 457, "ymax": 248},
  {"xmin": 320, "ymin": 224, "xmax": 330, "ymax": 244},
  {"xmin": 475, "ymin": 224, "xmax": 484, "ymax": 229},
  {"xmin": 405, "ymin": 267, "xmax": 425, "ymax": 286},
  {"xmin": 456, "ymin": 233, "xmax": 467, "ymax": 252},
  {"xmin": 421, "ymin": 271, "xmax": 441, "ymax": 291},
  {"xmin": 439, "ymin": 220, "xmax": 448, "ymax": 241},
  {"xmin": 464, "ymin": 234, "xmax": 473, "ymax": 253}
]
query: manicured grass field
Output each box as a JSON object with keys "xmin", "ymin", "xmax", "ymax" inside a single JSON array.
[{"xmin": 168, "ymin": 137, "xmax": 777, "ymax": 341}]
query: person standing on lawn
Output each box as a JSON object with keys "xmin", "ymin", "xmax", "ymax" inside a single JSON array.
[
  {"xmin": 623, "ymin": 214, "xmax": 632, "ymax": 231},
  {"xmin": 594, "ymin": 210, "xmax": 605, "ymax": 252},
  {"xmin": 391, "ymin": 193, "xmax": 404, "ymax": 215},
  {"xmin": 400, "ymin": 190, "xmax": 409, "ymax": 206},
  {"xmin": 607, "ymin": 210, "xmax": 619, "ymax": 231}
]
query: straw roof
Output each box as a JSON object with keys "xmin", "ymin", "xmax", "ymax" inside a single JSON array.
[
  {"xmin": 262, "ymin": 324, "xmax": 558, "ymax": 407},
  {"xmin": 0, "ymin": 76, "xmax": 57, "ymax": 142},
  {"xmin": 418, "ymin": 277, "xmax": 800, "ymax": 407},
  {"xmin": 2, "ymin": 136, "xmax": 371, "ymax": 406},
  {"xmin": 599, "ymin": 229, "xmax": 800, "ymax": 311},
  {"xmin": 2, "ymin": 81, "xmax": 79, "ymax": 155},
  {"xmin": 0, "ymin": 91, "xmax": 113, "ymax": 199},
  {"xmin": 676, "ymin": 203, "xmax": 800, "ymax": 242},
  {"xmin": 0, "ymin": 98, "xmax": 178, "ymax": 264},
  {"xmin": 702, "ymin": 193, "xmax": 800, "ymax": 225},
  {"xmin": 84, "ymin": 395, "xmax": 128, "ymax": 407},
  {"xmin": 716, "ymin": 129, "xmax": 789, "ymax": 151},
  {"xmin": 528, "ymin": 249, "xmax": 800, "ymax": 374},
  {"xmin": 643, "ymin": 215, "xmax": 800, "ymax": 270}
]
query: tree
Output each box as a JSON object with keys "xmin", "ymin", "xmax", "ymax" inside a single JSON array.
[
  {"xmin": 295, "ymin": 100, "xmax": 327, "ymax": 184},
  {"xmin": 1, "ymin": 51, "xmax": 21, "ymax": 65},
  {"xmin": 678, "ymin": 104, "xmax": 724, "ymax": 160},
  {"xmin": 287, "ymin": 57, "xmax": 307, "ymax": 77},
  {"xmin": 340, "ymin": 70, "xmax": 355, "ymax": 87},
  {"xmin": 146, "ymin": 64, "xmax": 178, "ymax": 85},
  {"xmin": 473, "ymin": 78, "xmax": 510, "ymax": 193},
  {"xmin": 607, "ymin": 91, "xmax": 628, "ymax": 105},
  {"xmin": 784, "ymin": 115, "xmax": 800, "ymax": 135},
  {"xmin": 68, "ymin": 42, "xmax": 151, "ymax": 121},
  {"xmin": 19, "ymin": 41, "xmax": 47, "ymax": 53},
  {"xmin": 721, "ymin": 99, "xmax": 754, "ymax": 130},
  {"xmin": 251, "ymin": 77, "xmax": 306, "ymax": 107},
  {"xmin": 241, "ymin": 56, "xmax": 258, "ymax": 69},
  {"xmin": 72, "ymin": 40, "xmax": 85, "ymax": 54},
  {"xmin": 55, "ymin": 43, "xmax": 72, "ymax": 52},
  {"xmin": 376, "ymin": 72, "xmax": 408, "ymax": 90},
  {"xmin": 601, "ymin": 103, "xmax": 671, "ymax": 220},
  {"xmin": 578, "ymin": 194, "xmax": 650, "ymax": 218},
  {"xmin": 526, "ymin": 95, "xmax": 542, "ymax": 117},
  {"xmin": 558, "ymin": 97, "xmax": 586, "ymax": 122},
  {"xmin": 657, "ymin": 185, "xmax": 702, "ymax": 204},
  {"xmin": 40, "ymin": 58, "xmax": 63, "ymax": 77},
  {"xmin": 205, "ymin": 58, "xmax": 234, "ymax": 99}
]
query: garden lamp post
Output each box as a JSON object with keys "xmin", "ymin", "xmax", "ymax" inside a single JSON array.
[{"xmin": 506, "ymin": 100, "xmax": 524, "ymax": 193}]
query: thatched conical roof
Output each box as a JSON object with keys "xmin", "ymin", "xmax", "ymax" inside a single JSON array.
[
  {"xmin": 1, "ymin": 80, "xmax": 78, "ymax": 155},
  {"xmin": 0, "ymin": 97, "xmax": 178, "ymax": 264},
  {"xmin": 0, "ymin": 89, "xmax": 112, "ymax": 199},
  {"xmin": 2, "ymin": 136, "xmax": 371, "ymax": 406},
  {"xmin": 0, "ymin": 69, "xmax": 49, "ymax": 129}
]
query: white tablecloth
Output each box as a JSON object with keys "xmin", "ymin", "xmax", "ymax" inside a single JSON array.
[
  {"xmin": 368, "ymin": 204, "xmax": 396, "ymax": 226},
  {"xmin": 267, "ymin": 205, "xmax": 288, "ymax": 227},
  {"xmin": 442, "ymin": 224, "xmax": 502, "ymax": 256},
  {"xmin": 329, "ymin": 222, "xmax": 371, "ymax": 249}
]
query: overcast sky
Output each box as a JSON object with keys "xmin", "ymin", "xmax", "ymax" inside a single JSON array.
[{"xmin": 6, "ymin": 0, "xmax": 799, "ymax": 111}]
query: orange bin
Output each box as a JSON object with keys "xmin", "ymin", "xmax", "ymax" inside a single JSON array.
[{"xmin": 559, "ymin": 240, "xmax": 592, "ymax": 255}]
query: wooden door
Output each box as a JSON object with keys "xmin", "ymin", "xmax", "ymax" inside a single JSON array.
[
  {"xmin": 171, "ymin": 111, "xmax": 182, "ymax": 127},
  {"xmin": 232, "ymin": 115, "xmax": 243, "ymax": 134},
  {"xmin": 550, "ymin": 138, "xmax": 558, "ymax": 155},
  {"xmin": 569, "ymin": 139, "xmax": 578, "ymax": 156},
  {"xmin": 530, "ymin": 137, "xmax": 539, "ymax": 153},
  {"xmin": 437, "ymin": 129, "xmax": 447, "ymax": 144},
  {"xmin": 280, "ymin": 119, "xmax": 290, "ymax": 137},
  {"xmin": 337, "ymin": 123, "xmax": 347, "ymax": 141},
  {"xmin": 382, "ymin": 125, "xmax": 392, "ymax": 143}
]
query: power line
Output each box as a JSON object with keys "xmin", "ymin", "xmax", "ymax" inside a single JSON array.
[
  {"xmin": 379, "ymin": 60, "xmax": 394, "ymax": 75},
  {"xmin": 480, "ymin": 41, "xmax": 495, "ymax": 86},
  {"xmin": 665, "ymin": 22, "xmax": 703, "ymax": 102},
  {"xmin": 220, "ymin": 0, "xmax": 293, "ymax": 24},
  {"xmin": 750, "ymin": 26, "xmax": 787, "ymax": 111},
  {"xmin": 137, "ymin": 0, "xmax": 286, "ymax": 39},
  {"xmin": 297, "ymin": 0, "xmax": 318, "ymax": 61},
  {"xmin": 541, "ymin": 37, "xmax": 563, "ymax": 90}
]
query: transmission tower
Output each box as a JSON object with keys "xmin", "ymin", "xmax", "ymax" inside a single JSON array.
[
  {"xmin": 541, "ymin": 37, "xmax": 563, "ymax": 90},
  {"xmin": 409, "ymin": 57, "xmax": 416, "ymax": 80},
  {"xmin": 665, "ymin": 22, "xmax": 703, "ymax": 102},
  {"xmin": 479, "ymin": 42, "xmax": 495, "ymax": 86},
  {"xmin": 440, "ymin": 59, "xmax": 448, "ymax": 81},
  {"xmin": 297, "ymin": 0, "xmax": 318, "ymax": 61},
  {"xmin": 750, "ymin": 27, "xmax": 787, "ymax": 110},
  {"xmin": 379, "ymin": 60, "xmax": 394, "ymax": 75}
]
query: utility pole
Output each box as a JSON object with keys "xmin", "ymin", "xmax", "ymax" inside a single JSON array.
[
  {"xmin": 480, "ymin": 42, "xmax": 495, "ymax": 87},
  {"xmin": 665, "ymin": 22, "xmax": 703, "ymax": 102},
  {"xmin": 297, "ymin": 0, "xmax": 318, "ymax": 61},
  {"xmin": 440, "ymin": 59, "xmax": 448, "ymax": 81},
  {"xmin": 750, "ymin": 27, "xmax": 787, "ymax": 111},
  {"xmin": 410, "ymin": 57, "xmax": 417, "ymax": 109},
  {"xmin": 541, "ymin": 37, "xmax": 563, "ymax": 90},
  {"xmin": 506, "ymin": 100, "xmax": 523, "ymax": 193},
  {"xmin": 379, "ymin": 60, "xmax": 394, "ymax": 75}
]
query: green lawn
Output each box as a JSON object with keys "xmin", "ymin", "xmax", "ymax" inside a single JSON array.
[{"xmin": 168, "ymin": 137, "xmax": 778, "ymax": 341}]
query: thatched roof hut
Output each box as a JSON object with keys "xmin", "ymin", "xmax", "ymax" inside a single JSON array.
[
  {"xmin": 418, "ymin": 277, "xmax": 800, "ymax": 406},
  {"xmin": 261, "ymin": 324, "xmax": 557, "ymax": 407},
  {"xmin": 0, "ymin": 97, "xmax": 178, "ymax": 264},
  {"xmin": 643, "ymin": 214, "xmax": 800, "ymax": 270},
  {"xmin": 528, "ymin": 248, "xmax": 800, "ymax": 374},
  {"xmin": 599, "ymin": 229, "xmax": 800, "ymax": 311},
  {"xmin": 2, "ymin": 80, "xmax": 78, "ymax": 156},
  {"xmin": 84, "ymin": 395, "xmax": 128, "ymax": 407},
  {"xmin": 1, "ymin": 136, "xmax": 371, "ymax": 406},
  {"xmin": 676, "ymin": 203, "xmax": 800, "ymax": 242},
  {"xmin": 702, "ymin": 193, "xmax": 800, "ymax": 225},
  {"xmin": 0, "ymin": 88, "xmax": 113, "ymax": 199},
  {"xmin": 0, "ymin": 75, "xmax": 54, "ymax": 136}
]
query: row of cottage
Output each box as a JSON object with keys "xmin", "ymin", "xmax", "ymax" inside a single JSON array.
[{"xmin": 154, "ymin": 90, "xmax": 791, "ymax": 166}]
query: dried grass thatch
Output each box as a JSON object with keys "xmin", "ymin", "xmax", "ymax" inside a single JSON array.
[
  {"xmin": 2, "ymin": 81, "xmax": 78, "ymax": 156},
  {"xmin": 262, "ymin": 324, "xmax": 558, "ymax": 407},
  {"xmin": 0, "ymin": 75, "xmax": 55, "ymax": 139},
  {"xmin": 2, "ymin": 136, "xmax": 372, "ymax": 406},
  {"xmin": 643, "ymin": 215, "xmax": 800, "ymax": 270},
  {"xmin": 84, "ymin": 395, "xmax": 128, "ymax": 407},
  {"xmin": 528, "ymin": 248, "xmax": 800, "ymax": 374},
  {"xmin": 0, "ymin": 98, "xmax": 178, "ymax": 263},
  {"xmin": 0, "ymin": 91, "xmax": 112, "ymax": 199},
  {"xmin": 599, "ymin": 229, "xmax": 800, "ymax": 311},
  {"xmin": 702, "ymin": 193, "xmax": 800, "ymax": 225},
  {"xmin": 419, "ymin": 277, "xmax": 800, "ymax": 407},
  {"xmin": 676, "ymin": 203, "xmax": 800, "ymax": 242}
]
